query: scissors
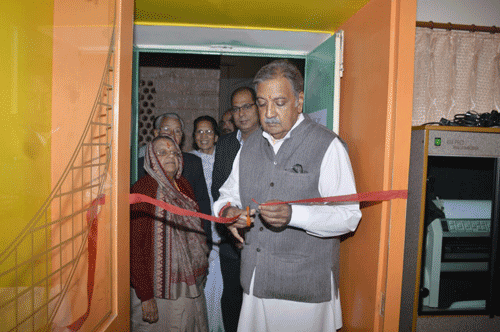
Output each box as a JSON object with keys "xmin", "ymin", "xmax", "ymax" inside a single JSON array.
[{"xmin": 246, "ymin": 206, "xmax": 251, "ymax": 227}]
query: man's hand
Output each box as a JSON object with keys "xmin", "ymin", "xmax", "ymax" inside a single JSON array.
[
  {"xmin": 222, "ymin": 206, "xmax": 255, "ymax": 243},
  {"xmin": 141, "ymin": 298, "xmax": 159, "ymax": 324},
  {"xmin": 258, "ymin": 200, "xmax": 292, "ymax": 228}
]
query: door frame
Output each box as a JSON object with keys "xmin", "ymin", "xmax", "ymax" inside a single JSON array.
[{"xmin": 131, "ymin": 29, "xmax": 342, "ymax": 183}]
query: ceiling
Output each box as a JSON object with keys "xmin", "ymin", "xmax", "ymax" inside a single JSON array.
[{"xmin": 134, "ymin": 0, "xmax": 371, "ymax": 33}]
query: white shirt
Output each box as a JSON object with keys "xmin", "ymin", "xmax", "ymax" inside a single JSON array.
[
  {"xmin": 236, "ymin": 129, "xmax": 244, "ymax": 145},
  {"xmin": 213, "ymin": 114, "xmax": 361, "ymax": 237},
  {"xmin": 212, "ymin": 114, "xmax": 362, "ymax": 331}
]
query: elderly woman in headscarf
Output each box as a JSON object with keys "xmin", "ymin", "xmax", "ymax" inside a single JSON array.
[{"xmin": 130, "ymin": 135, "xmax": 209, "ymax": 332}]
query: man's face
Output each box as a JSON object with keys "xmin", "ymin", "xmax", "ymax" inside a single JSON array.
[
  {"xmin": 220, "ymin": 111, "xmax": 235, "ymax": 135},
  {"xmin": 154, "ymin": 117, "xmax": 183, "ymax": 145},
  {"xmin": 231, "ymin": 90, "xmax": 259, "ymax": 134},
  {"xmin": 256, "ymin": 77, "xmax": 304, "ymax": 140}
]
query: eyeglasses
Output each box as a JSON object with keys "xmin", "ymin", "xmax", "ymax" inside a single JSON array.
[
  {"xmin": 195, "ymin": 129, "xmax": 215, "ymax": 136},
  {"xmin": 155, "ymin": 150, "xmax": 181, "ymax": 158},
  {"xmin": 231, "ymin": 103, "xmax": 255, "ymax": 113},
  {"xmin": 159, "ymin": 126, "xmax": 183, "ymax": 135}
]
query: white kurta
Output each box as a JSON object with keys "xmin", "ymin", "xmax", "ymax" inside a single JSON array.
[{"xmin": 212, "ymin": 114, "xmax": 362, "ymax": 331}]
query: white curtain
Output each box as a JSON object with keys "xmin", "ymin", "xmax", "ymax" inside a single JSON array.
[{"xmin": 412, "ymin": 27, "xmax": 500, "ymax": 126}]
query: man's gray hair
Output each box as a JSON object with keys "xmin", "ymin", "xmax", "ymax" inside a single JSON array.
[
  {"xmin": 253, "ymin": 60, "xmax": 304, "ymax": 98},
  {"xmin": 154, "ymin": 112, "xmax": 184, "ymax": 131}
]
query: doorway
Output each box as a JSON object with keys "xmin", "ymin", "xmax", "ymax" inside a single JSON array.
[
  {"xmin": 130, "ymin": 25, "xmax": 341, "ymax": 183},
  {"xmin": 131, "ymin": 51, "xmax": 306, "ymax": 184}
]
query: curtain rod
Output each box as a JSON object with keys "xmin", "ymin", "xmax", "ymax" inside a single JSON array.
[{"xmin": 416, "ymin": 21, "xmax": 500, "ymax": 34}]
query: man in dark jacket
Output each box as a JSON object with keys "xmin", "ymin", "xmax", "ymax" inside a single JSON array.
[{"xmin": 211, "ymin": 86, "xmax": 260, "ymax": 332}]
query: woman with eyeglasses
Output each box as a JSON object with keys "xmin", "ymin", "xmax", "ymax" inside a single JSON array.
[
  {"xmin": 130, "ymin": 135, "xmax": 209, "ymax": 331},
  {"xmin": 190, "ymin": 115, "xmax": 225, "ymax": 332}
]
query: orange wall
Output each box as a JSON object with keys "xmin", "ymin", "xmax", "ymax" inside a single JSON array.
[
  {"xmin": 51, "ymin": 0, "xmax": 129, "ymax": 330},
  {"xmin": 51, "ymin": 0, "xmax": 114, "ymax": 183},
  {"xmin": 50, "ymin": 0, "xmax": 134, "ymax": 328},
  {"xmin": 106, "ymin": 0, "xmax": 134, "ymax": 329},
  {"xmin": 337, "ymin": 0, "xmax": 415, "ymax": 330},
  {"xmin": 381, "ymin": 0, "xmax": 417, "ymax": 329}
]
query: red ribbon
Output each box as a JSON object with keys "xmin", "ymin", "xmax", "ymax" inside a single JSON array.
[
  {"xmin": 64, "ymin": 189, "xmax": 406, "ymax": 330},
  {"xmin": 252, "ymin": 189, "xmax": 408, "ymax": 206},
  {"xmin": 66, "ymin": 194, "xmax": 105, "ymax": 331},
  {"xmin": 131, "ymin": 190, "xmax": 408, "ymax": 224},
  {"xmin": 129, "ymin": 193, "xmax": 239, "ymax": 224}
]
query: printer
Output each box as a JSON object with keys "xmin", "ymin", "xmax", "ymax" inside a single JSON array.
[{"xmin": 422, "ymin": 199, "xmax": 492, "ymax": 310}]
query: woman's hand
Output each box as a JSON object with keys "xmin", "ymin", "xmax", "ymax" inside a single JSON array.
[{"xmin": 142, "ymin": 298, "xmax": 159, "ymax": 323}]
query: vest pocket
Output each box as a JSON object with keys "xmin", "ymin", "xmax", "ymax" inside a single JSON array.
[
  {"xmin": 254, "ymin": 251, "xmax": 332, "ymax": 303},
  {"xmin": 279, "ymin": 172, "xmax": 317, "ymax": 201}
]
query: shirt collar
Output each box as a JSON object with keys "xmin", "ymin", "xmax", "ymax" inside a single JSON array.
[
  {"xmin": 236, "ymin": 129, "xmax": 243, "ymax": 145},
  {"xmin": 262, "ymin": 113, "xmax": 305, "ymax": 145}
]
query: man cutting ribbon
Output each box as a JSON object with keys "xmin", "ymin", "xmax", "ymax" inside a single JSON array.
[{"xmin": 213, "ymin": 59, "xmax": 362, "ymax": 331}]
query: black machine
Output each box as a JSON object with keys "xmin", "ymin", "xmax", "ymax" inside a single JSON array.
[{"xmin": 400, "ymin": 126, "xmax": 500, "ymax": 330}]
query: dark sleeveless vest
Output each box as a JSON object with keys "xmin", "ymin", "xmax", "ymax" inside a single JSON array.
[{"xmin": 239, "ymin": 114, "xmax": 340, "ymax": 303}]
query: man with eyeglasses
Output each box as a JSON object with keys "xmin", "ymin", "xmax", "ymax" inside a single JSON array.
[
  {"xmin": 212, "ymin": 87, "xmax": 260, "ymax": 200},
  {"xmin": 211, "ymin": 86, "xmax": 260, "ymax": 332},
  {"xmin": 137, "ymin": 112, "xmax": 213, "ymax": 244}
]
